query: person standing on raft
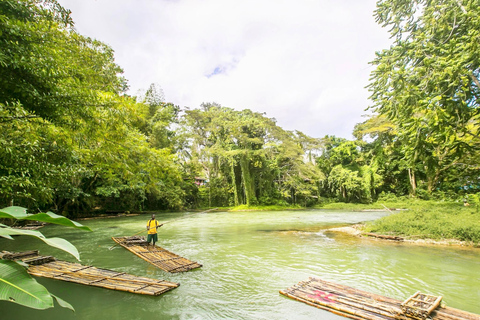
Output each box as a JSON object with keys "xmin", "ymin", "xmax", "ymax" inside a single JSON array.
[{"xmin": 146, "ymin": 214, "xmax": 163, "ymax": 246}]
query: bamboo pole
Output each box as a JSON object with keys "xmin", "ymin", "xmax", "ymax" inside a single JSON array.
[
  {"xmin": 283, "ymin": 288, "xmax": 391, "ymax": 320},
  {"xmin": 309, "ymin": 278, "xmax": 402, "ymax": 305},
  {"xmin": 381, "ymin": 203, "xmax": 394, "ymax": 214},
  {"xmin": 290, "ymin": 279, "xmax": 406, "ymax": 314},
  {"xmin": 290, "ymin": 287, "xmax": 402, "ymax": 320},
  {"xmin": 434, "ymin": 306, "xmax": 480, "ymax": 320},
  {"xmin": 1, "ymin": 250, "xmax": 39, "ymax": 260},
  {"xmin": 108, "ymin": 208, "xmax": 217, "ymax": 251},
  {"xmin": 306, "ymin": 284, "xmax": 403, "ymax": 316},
  {"xmin": 161, "ymin": 208, "xmax": 218, "ymax": 224},
  {"xmin": 280, "ymin": 290, "xmax": 368, "ymax": 320},
  {"xmin": 427, "ymin": 295, "xmax": 443, "ymax": 314}
]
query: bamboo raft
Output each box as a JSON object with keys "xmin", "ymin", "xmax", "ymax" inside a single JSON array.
[
  {"xmin": 1, "ymin": 251, "xmax": 179, "ymax": 296},
  {"xmin": 112, "ymin": 236, "xmax": 202, "ymax": 273},
  {"xmin": 280, "ymin": 277, "xmax": 479, "ymax": 320},
  {"xmin": 12, "ymin": 222, "xmax": 46, "ymax": 230}
]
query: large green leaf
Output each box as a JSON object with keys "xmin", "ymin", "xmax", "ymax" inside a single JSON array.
[
  {"xmin": 0, "ymin": 260, "xmax": 53, "ymax": 309},
  {"xmin": 0, "ymin": 223, "xmax": 13, "ymax": 239},
  {"xmin": 0, "ymin": 228, "xmax": 80, "ymax": 261},
  {"xmin": 0, "ymin": 228, "xmax": 45, "ymax": 238},
  {"xmin": 38, "ymin": 237, "xmax": 80, "ymax": 261},
  {"xmin": 51, "ymin": 294, "xmax": 75, "ymax": 312},
  {"xmin": 0, "ymin": 207, "xmax": 28, "ymax": 219},
  {"xmin": 0, "ymin": 207, "xmax": 91, "ymax": 231},
  {"xmin": 21, "ymin": 211, "xmax": 91, "ymax": 231}
]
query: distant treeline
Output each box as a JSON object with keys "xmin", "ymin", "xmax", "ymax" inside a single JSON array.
[{"xmin": 1, "ymin": 0, "xmax": 479, "ymax": 217}]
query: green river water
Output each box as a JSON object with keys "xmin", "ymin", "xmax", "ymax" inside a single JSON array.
[{"xmin": 1, "ymin": 209, "xmax": 479, "ymax": 319}]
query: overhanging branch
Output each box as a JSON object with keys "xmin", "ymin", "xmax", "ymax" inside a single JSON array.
[{"xmin": 470, "ymin": 73, "xmax": 480, "ymax": 90}]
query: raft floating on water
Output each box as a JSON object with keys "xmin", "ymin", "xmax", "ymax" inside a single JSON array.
[
  {"xmin": 280, "ymin": 277, "xmax": 479, "ymax": 320},
  {"xmin": 1, "ymin": 250, "xmax": 179, "ymax": 296},
  {"xmin": 112, "ymin": 236, "xmax": 202, "ymax": 273}
]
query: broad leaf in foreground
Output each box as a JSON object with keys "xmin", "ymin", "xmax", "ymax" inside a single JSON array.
[
  {"xmin": 51, "ymin": 294, "xmax": 75, "ymax": 311},
  {"xmin": 0, "ymin": 260, "xmax": 53, "ymax": 309},
  {"xmin": 0, "ymin": 228, "xmax": 80, "ymax": 261},
  {"xmin": 0, "ymin": 207, "xmax": 91, "ymax": 231}
]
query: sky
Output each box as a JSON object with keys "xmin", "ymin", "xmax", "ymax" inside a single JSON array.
[{"xmin": 56, "ymin": 0, "xmax": 391, "ymax": 139}]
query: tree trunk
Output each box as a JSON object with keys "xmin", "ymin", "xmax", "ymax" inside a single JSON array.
[
  {"xmin": 231, "ymin": 158, "xmax": 239, "ymax": 206},
  {"xmin": 240, "ymin": 155, "xmax": 255, "ymax": 206},
  {"xmin": 408, "ymin": 168, "xmax": 417, "ymax": 196}
]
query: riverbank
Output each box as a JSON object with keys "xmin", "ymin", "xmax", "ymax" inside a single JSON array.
[
  {"xmin": 324, "ymin": 199, "xmax": 480, "ymax": 247},
  {"xmin": 73, "ymin": 199, "xmax": 480, "ymax": 246},
  {"xmin": 223, "ymin": 200, "xmax": 480, "ymax": 246},
  {"xmin": 328, "ymin": 225, "xmax": 474, "ymax": 247}
]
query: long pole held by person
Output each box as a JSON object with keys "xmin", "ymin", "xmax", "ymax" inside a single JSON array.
[{"xmin": 108, "ymin": 208, "xmax": 218, "ymax": 250}]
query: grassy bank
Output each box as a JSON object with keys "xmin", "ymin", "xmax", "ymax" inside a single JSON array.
[{"xmin": 321, "ymin": 199, "xmax": 480, "ymax": 245}]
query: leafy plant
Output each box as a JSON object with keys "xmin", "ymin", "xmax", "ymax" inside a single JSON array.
[{"xmin": 0, "ymin": 206, "xmax": 91, "ymax": 311}]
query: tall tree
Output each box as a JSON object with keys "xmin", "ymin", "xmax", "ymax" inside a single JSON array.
[
  {"xmin": 182, "ymin": 104, "xmax": 324, "ymax": 207},
  {"xmin": 0, "ymin": 0, "xmax": 126, "ymax": 124},
  {"xmin": 368, "ymin": 0, "xmax": 480, "ymax": 194},
  {"xmin": 354, "ymin": 115, "xmax": 411, "ymax": 195},
  {"xmin": 0, "ymin": 1, "xmax": 185, "ymax": 213}
]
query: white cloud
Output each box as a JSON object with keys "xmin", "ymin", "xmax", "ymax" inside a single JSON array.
[{"xmin": 57, "ymin": 0, "xmax": 391, "ymax": 139}]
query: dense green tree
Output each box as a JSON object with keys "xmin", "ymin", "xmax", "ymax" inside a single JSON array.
[
  {"xmin": 0, "ymin": 1, "xmax": 184, "ymax": 213},
  {"xmin": 354, "ymin": 115, "xmax": 411, "ymax": 195},
  {"xmin": 137, "ymin": 83, "xmax": 180, "ymax": 151},
  {"xmin": 0, "ymin": 0, "xmax": 124, "ymax": 210},
  {"xmin": 0, "ymin": 0, "xmax": 126, "ymax": 124},
  {"xmin": 182, "ymin": 104, "xmax": 323, "ymax": 207},
  {"xmin": 368, "ymin": 0, "xmax": 480, "ymax": 195},
  {"xmin": 316, "ymin": 135, "xmax": 383, "ymax": 203}
]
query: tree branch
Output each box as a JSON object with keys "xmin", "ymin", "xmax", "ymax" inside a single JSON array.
[{"xmin": 470, "ymin": 73, "xmax": 480, "ymax": 90}]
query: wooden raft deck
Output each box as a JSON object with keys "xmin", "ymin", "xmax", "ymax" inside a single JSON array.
[
  {"xmin": 280, "ymin": 277, "xmax": 479, "ymax": 320},
  {"xmin": 1, "ymin": 251, "xmax": 179, "ymax": 296},
  {"xmin": 112, "ymin": 236, "xmax": 202, "ymax": 273}
]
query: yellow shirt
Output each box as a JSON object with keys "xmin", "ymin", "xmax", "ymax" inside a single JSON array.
[{"xmin": 147, "ymin": 219, "xmax": 159, "ymax": 234}]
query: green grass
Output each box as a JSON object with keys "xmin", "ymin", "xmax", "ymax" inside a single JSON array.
[
  {"xmin": 314, "ymin": 198, "xmax": 480, "ymax": 245},
  {"xmin": 360, "ymin": 200, "xmax": 480, "ymax": 244}
]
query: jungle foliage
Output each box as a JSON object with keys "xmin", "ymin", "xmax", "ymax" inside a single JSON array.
[
  {"xmin": 0, "ymin": 206, "xmax": 91, "ymax": 310},
  {"xmin": 1, "ymin": 0, "xmax": 480, "ymax": 216}
]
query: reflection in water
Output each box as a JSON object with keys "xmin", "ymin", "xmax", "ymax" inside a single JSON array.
[{"xmin": 1, "ymin": 209, "xmax": 479, "ymax": 320}]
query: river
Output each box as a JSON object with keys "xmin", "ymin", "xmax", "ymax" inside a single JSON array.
[{"xmin": 1, "ymin": 209, "xmax": 479, "ymax": 319}]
